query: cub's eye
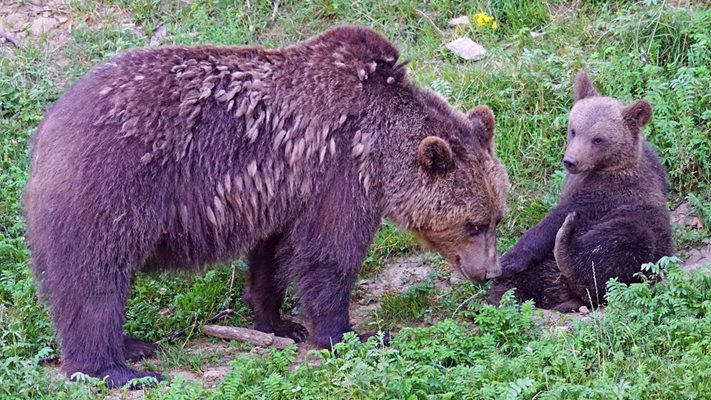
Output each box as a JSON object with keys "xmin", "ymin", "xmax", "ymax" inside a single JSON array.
[
  {"xmin": 593, "ymin": 137, "xmax": 604, "ymax": 145},
  {"xmin": 569, "ymin": 129, "xmax": 576, "ymax": 137},
  {"xmin": 465, "ymin": 222, "xmax": 487, "ymax": 235}
]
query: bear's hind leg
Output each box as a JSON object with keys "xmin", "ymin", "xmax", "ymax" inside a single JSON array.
[
  {"xmin": 243, "ymin": 233, "xmax": 308, "ymax": 342},
  {"xmin": 555, "ymin": 213, "xmax": 656, "ymax": 305},
  {"xmin": 52, "ymin": 274, "xmax": 162, "ymax": 388}
]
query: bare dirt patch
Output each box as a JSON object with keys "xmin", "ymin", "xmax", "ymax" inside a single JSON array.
[
  {"xmin": 1, "ymin": 0, "xmax": 71, "ymax": 49},
  {"xmin": 681, "ymin": 243, "xmax": 711, "ymax": 273},
  {"xmin": 671, "ymin": 202, "xmax": 711, "ymax": 272},
  {"xmin": 1, "ymin": 0, "xmax": 139, "ymax": 65}
]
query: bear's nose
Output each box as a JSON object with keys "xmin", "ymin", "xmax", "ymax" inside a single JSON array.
[{"xmin": 563, "ymin": 156, "xmax": 578, "ymax": 170}]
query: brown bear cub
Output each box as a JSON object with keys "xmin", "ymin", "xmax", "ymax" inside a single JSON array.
[
  {"xmin": 24, "ymin": 26, "xmax": 509, "ymax": 387},
  {"xmin": 487, "ymin": 71, "xmax": 673, "ymax": 312}
]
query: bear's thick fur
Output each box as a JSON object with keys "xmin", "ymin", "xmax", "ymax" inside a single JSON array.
[
  {"xmin": 488, "ymin": 71, "xmax": 673, "ymax": 312},
  {"xmin": 24, "ymin": 26, "xmax": 509, "ymax": 387}
]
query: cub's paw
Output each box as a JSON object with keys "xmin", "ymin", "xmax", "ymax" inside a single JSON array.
[
  {"xmin": 88, "ymin": 366, "xmax": 163, "ymax": 389},
  {"xmin": 272, "ymin": 320, "xmax": 309, "ymax": 343},
  {"xmin": 499, "ymin": 252, "xmax": 529, "ymax": 278},
  {"xmin": 552, "ymin": 298, "xmax": 585, "ymax": 313},
  {"xmin": 358, "ymin": 331, "xmax": 391, "ymax": 346},
  {"xmin": 124, "ymin": 335, "xmax": 157, "ymax": 362},
  {"xmin": 555, "ymin": 212, "xmax": 577, "ymax": 245}
]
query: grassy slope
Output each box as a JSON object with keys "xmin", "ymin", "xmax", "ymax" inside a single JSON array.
[{"xmin": 0, "ymin": 0, "xmax": 710, "ymax": 398}]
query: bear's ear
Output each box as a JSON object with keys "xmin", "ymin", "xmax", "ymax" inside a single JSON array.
[
  {"xmin": 622, "ymin": 99, "xmax": 653, "ymax": 129},
  {"xmin": 574, "ymin": 71, "xmax": 599, "ymax": 102},
  {"xmin": 465, "ymin": 104, "xmax": 495, "ymax": 153},
  {"xmin": 418, "ymin": 136, "xmax": 454, "ymax": 175}
]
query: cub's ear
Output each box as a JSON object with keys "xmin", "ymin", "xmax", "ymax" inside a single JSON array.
[
  {"xmin": 418, "ymin": 136, "xmax": 454, "ymax": 175},
  {"xmin": 574, "ymin": 71, "xmax": 599, "ymax": 101},
  {"xmin": 622, "ymin": 99, "xmax": 653, "ymax": 129},
  {"xmin": 465, "ymin": 104, "xmax": 495, "ymax": 153}
]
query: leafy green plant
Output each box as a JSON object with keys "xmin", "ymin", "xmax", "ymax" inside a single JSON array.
[{"xmin": 1, "ymin": 1, "xmax": 709, "ymax": 398}]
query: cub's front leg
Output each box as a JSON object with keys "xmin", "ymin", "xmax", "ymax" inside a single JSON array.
[{"xmin": 499, "ymin": 204, "xmax": 572, "ymax": 278}]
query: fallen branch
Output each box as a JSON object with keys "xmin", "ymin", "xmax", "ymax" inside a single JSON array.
[
  {"xmin": 416, "ymin": 9, "xmax": 445, "ymax": 37},
  {"xmin": 155, "ymin": 308, "xmax": 233, "ymax": 345},
  {"xmin": 202, "ymin": 325, "xmax": 295, "ymax": 349}
]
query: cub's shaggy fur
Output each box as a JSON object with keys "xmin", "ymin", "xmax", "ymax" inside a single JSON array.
[
  {"xmin": 488, "ymin": 71, "xmax": 673, "ymax": 312},
  {"xmin": 24, "ymin": 26, "xmax": 509, "ymax": 387}
]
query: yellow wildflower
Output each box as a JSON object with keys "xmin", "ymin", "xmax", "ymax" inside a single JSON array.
[
  {"xmin": 491, "ymin": 21, "xmax": 498, "ymax": 29},
  {"xmin": 474, "ymin": 12, "xmax": 494, "ymax": 27}
]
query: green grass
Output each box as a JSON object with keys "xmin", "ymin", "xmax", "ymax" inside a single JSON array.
[{"xmin": 1, "ymin": 0, "xmax": 710, "ymax": 398}]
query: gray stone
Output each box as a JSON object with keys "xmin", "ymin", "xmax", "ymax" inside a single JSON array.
[
  {"xmin": 448, "ymin": 15, "xmax": 470, "ymax": 27},
  {"xmin": 31, "ymin": 16, "xmax": 58, "ymax": 36},
  {"xmin": 4, "ymin": 13, "xmax": 28, "ymax": 31},
  {"xmin": 446, "ymin": 37, "xmax": 486, "ymax": 61}
]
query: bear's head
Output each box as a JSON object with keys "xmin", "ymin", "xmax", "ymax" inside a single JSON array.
[
  {"xmin": 388, "ymin": 103, "xmax": 509, "ymax": 283},
  {"xmin": 564, "ymin": 71, "xmax": 652, "ymax": 174}
]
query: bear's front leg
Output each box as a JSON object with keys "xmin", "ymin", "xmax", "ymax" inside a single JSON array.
[
  {"xmin": 301, "ymin": 259, "xmax": 359, "ymax": 348},
  {"xmin": 283, "ymin": 184, "xmax": 382, "ymax": 349}
]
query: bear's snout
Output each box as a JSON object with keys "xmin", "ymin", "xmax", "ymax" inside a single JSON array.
[
  {"xmin": 456, "ymin": 232, "xmax": 500, "ymax": 283},
  {"xmin": 563, "ymin": 156, "xmax": 579, "ymax": 173}
]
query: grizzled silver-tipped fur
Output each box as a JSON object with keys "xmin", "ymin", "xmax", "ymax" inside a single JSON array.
[{"xmin": 24, "ymin": 26, "xmax": 508, "ymax": 388}]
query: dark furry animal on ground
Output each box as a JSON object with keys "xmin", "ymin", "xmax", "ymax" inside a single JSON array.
[
  {"xmin": 24, "ymin": 26, "xmax": 509, "ymax": 387},
  {"xmin": 487, "ymin": 71, "xmax": 673, "ymax": 312}
]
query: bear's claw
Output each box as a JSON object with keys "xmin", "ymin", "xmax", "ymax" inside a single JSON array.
[
  {"xmin": 272, "ymin": 320, "xmax": 309, "ymax": 343},
  {"xmin": 82, "ymin": 366, "xmax": 163, "ymax": 389},
  {"xmin": 124, "ymin": 335, "xmax": 157, "ymax": 362}
]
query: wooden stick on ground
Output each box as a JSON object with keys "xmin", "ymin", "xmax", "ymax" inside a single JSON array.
[
  {"xmin": 155, "ymin": 308, "xmax": 233, "ymax": 345},
  {"xmin": 202, "ymin": 325, "xmax": 295, "ymax": 349}
]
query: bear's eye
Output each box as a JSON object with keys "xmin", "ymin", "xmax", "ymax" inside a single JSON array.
[
  {"xmin": 465, "ymin": 222, "xmax": 487, "ymax": 235},
  {"xmin": 593, "ymin": 137, "xmax": 604, "ymax": 145},
  {"xmin": 569, "ymin": 129, "xmax": 576, "ymax": 137}
]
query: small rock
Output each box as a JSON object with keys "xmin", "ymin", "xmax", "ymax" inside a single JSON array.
[
  {"xmin": 202, "ymin": 366, "xmax": 231, "ymax": 387},
  {"xmin": 578, "ymin": 306, "xmax": 590, "ymax": 314},
  {"xmin": 1, "ymin": 32, "xmax": 21, "ymax": 47},
  {"xmin": 530, "ymin": 31, "xmax": 545, "ymax": 38},
  {"xmin": 445, "ymin": 37, "xmax": 486, "ymax": 61},
  {"xmin": 448, "ymin": 15, "xmax": 470, "ymax": 27},
  {"xmin": 150, "ymin": 24, "xmax": 168, "ymax": 46},
  {"xmin": 31, "ymin": 16, "xmax": 58, "ymax": 37},
  {"xmin": 56, "ymin": 16, "xmax": 69, "ymax": 24},
  {"xmin": 159, "ymin": 308, "xmax": 173, "ymax": 317},
  {"xmin": 4, "ymin": 13, "xmax": 27, "ymax": 31}
]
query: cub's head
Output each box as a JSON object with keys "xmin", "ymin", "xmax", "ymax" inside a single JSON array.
[
  {"xmin": 564, "ymin": 71, "xmax": 652, "ymax": 174},
  {"xmin": 394, "ymin": 101, "xmax": 509, "ymax": 283}
]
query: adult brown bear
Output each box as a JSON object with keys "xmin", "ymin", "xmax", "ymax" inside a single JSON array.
[
  {"xmin": 24, "ymin": 26, "xmax": 509, "ymax": 387},
  {"xmin": 488, "ymin": 71, "xmax": 673, "ymax": 312}
]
